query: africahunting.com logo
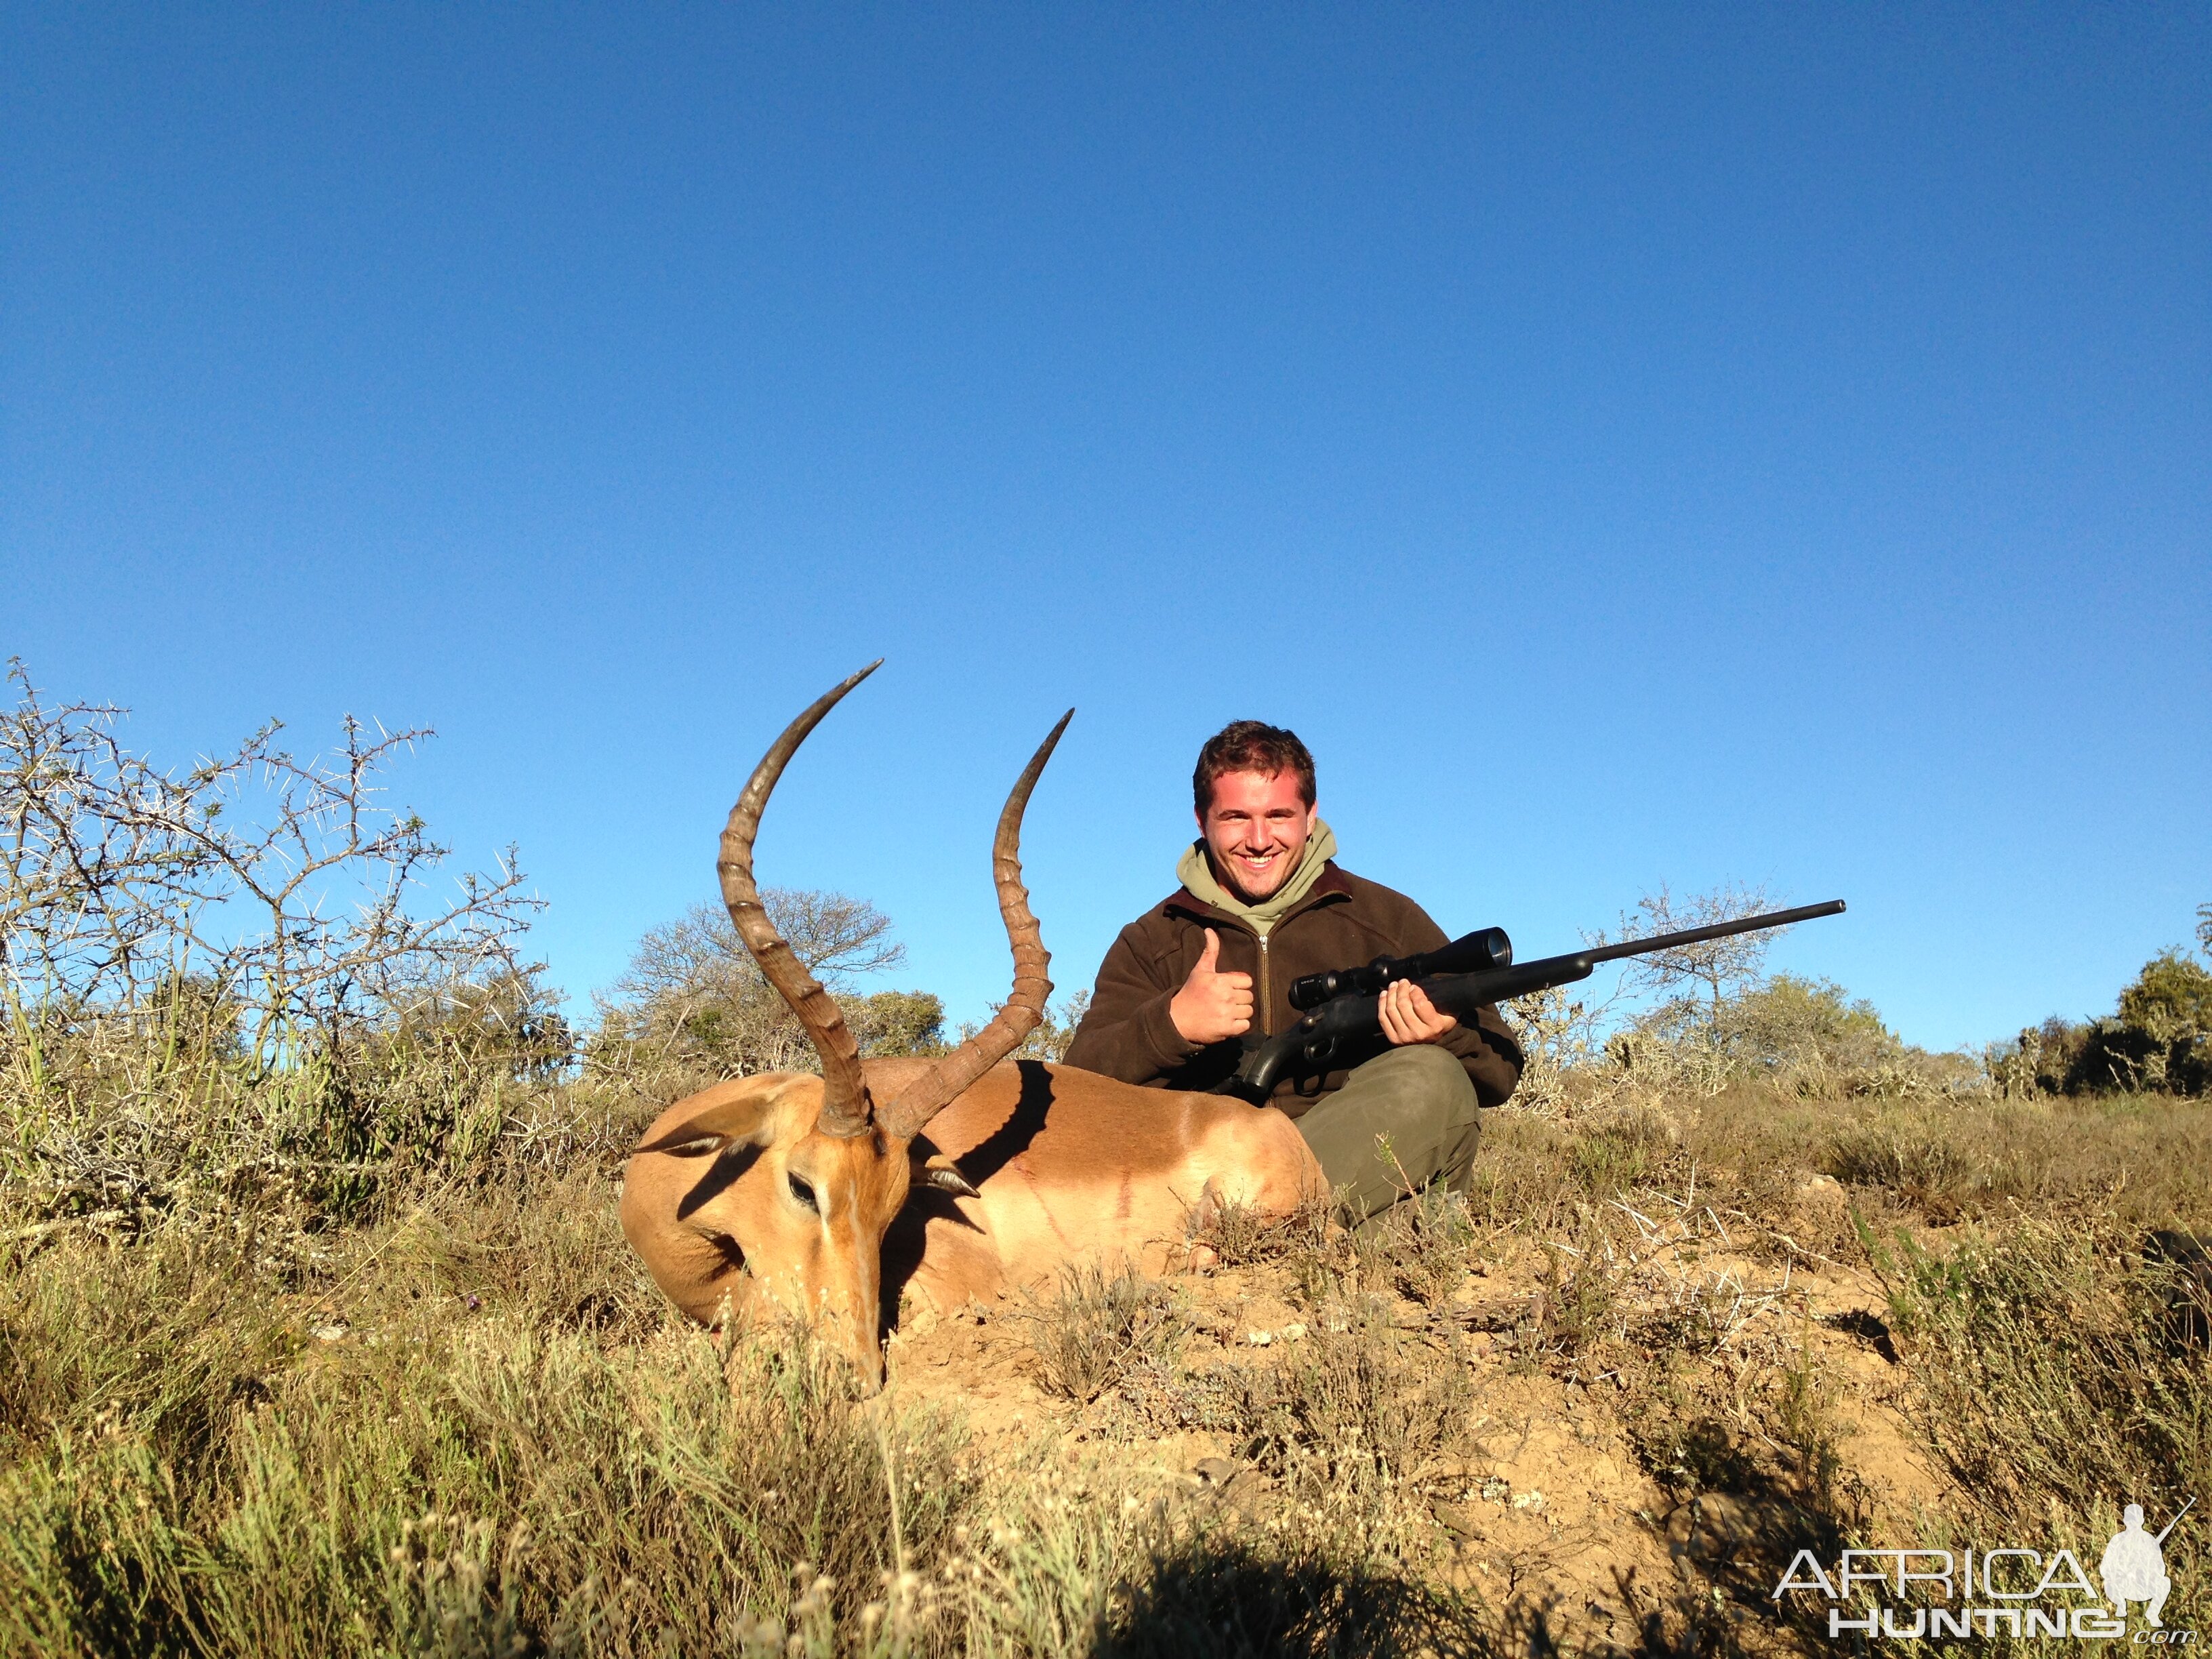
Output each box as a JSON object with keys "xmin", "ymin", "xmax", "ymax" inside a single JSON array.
[{"xmin": 1772, "ymin": 1500, "xmax": 2196, "ymax": 1642}]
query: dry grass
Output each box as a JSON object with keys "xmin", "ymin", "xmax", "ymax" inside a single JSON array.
[
  {"xmin": 1024, "ymin": 1265, "xmax": 1189, "ymax": 1406},
  {"xmin": 1, "ymin": 1183, "xmax": 975, "ymax": 1656},
  {"xmin": 7, "ymin": 1020, "xmax": 2212, "ymax": 1656},
  {"xmin": 1871, "ymin": 1214, "xmax": 2211, "ymax": 1529}
]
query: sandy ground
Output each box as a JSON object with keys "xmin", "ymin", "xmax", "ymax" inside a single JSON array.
[{"xmin": 876, "ymin": 1174, "xmax": 1948, "ymax": 1652}]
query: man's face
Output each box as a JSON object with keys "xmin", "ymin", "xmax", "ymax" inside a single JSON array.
[{"xmin": 1198, "ymin": 769, "xmax": 1317, "ymax": 904}]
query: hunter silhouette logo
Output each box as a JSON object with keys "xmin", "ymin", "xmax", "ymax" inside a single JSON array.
[{"xmin": 2104, "ymin": 1500, "xmax": 2190, "ymax": 1630}]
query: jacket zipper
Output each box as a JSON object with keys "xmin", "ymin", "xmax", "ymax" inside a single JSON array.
[{"xmin": 1256, "ymin": 934, "xmax": 1272, "ymax": 1037}]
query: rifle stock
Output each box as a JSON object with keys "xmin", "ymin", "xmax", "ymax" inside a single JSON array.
[{"xmin": 1214, "ymin": 899, "xmax": 1845, "ymax": 1107}]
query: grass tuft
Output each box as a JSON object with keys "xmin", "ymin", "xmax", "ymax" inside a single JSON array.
[{"xmin": 1024, "ymin": 1264, "xmax": 1189, "ymax": 1406}]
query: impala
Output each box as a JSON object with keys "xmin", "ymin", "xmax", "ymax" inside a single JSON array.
[{"xmin": 620, "ymin": 666, "xmax": 1324, "ymax": 1389}]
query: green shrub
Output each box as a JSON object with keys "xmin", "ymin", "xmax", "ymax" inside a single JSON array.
[
  {"xmin": 1614, "ymin": 975, "xmax": 1974, "ymax": 1101},
  {"xmin": 2001, "ymin": 950, "xmax": 2212, "ymax": 1097},
  {"xmin": 1715, "ymin": 974, "xmax": 1891, "ymax": 1060},
  {"xmin": 852, "ymin": 989, "xmax": 948, "ymax": 1058},
  {"xmin": 2078, "ymin": 949, "xmax": 2212, "ymax": 1094}
]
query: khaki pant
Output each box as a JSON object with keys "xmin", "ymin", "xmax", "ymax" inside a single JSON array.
[{"xmin": 1291, "ymin": 1043, "xmax": 1482, "ymax": 1224}]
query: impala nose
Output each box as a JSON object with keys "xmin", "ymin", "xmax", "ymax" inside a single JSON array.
[
  {"xmin": 827, "ymin": 1279, "xmax": 886, "ymax": 1394},
  {"xmin": 837, "ymin": 1309, "xmax": 886, "ymax": 1395},
  {"xmin": 854, "ymin": 1343, "xmax": 886, "ymax": 1395}
]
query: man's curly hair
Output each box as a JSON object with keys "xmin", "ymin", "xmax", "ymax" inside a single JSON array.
[{"xmin": 1193, "ymin": 720, "xmax": 1316, "ymax": 815}]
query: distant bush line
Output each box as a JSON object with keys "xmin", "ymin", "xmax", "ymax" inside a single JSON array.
[{"xmin": 3, "ymin": 666, "xmax": 2205, "ymax": 1255}]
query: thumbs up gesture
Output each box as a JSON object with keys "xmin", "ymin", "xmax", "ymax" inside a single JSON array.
[{"xmin": 1170, "ymin": 928, "xmax": 1256, "ymax": 1046}]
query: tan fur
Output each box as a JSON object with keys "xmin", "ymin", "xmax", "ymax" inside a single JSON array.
[{"xmin": 620, "ymin": 1057, "xmax": 1322, "ymax": 1388}]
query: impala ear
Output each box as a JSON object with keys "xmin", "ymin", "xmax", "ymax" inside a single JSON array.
[
  {"xmin": 632, "ymin": 1097, "xmax": 779, "ymax": 1159},
  {"xmin": 909, "ymin": 1148, "xmax": 980, "ymax": 1200}
]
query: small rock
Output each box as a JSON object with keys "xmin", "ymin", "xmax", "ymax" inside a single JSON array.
[
  {"xmin": 1279, "ymin": 1322, "xmax": 1307, "ymax": 1340},
  {"xmin": 312, "ymin": 1324, "xmax": 346, "ymax": 1343},
  {"xmin": 1245, "ymin": 1329, "xmax": 1273, "ymax": 1346},
  {"xmin": 1511, "ymin": 1490, "xmax": 1546, "ymax": 1512}
]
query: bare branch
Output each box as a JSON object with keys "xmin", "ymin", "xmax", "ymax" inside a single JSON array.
[
  {"xmin": 1, "ymin": 663, "xmax": 543, "ymax": 1066},
  {"xmin": 1601, "ymin": 880, "xmax": 1781, "ymax": 1012},
  {"xmin": 605, "ymin": 889, "xmax": 907, "ymax": 1079}
]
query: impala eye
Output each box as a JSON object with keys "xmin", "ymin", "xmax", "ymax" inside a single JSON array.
[{"xmin": 787, "ymin": 1173, "xmax": 819, "ymax": 1214}]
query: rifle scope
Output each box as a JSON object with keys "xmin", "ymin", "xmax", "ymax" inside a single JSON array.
[{"xmin": 1288, "ymin": 926, "xmax": 1514, "ymax": 1010}]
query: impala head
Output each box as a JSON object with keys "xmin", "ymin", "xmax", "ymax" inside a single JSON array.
[{"xmin": 621, "ymin": 663, "xmax": 1067, "ymax": 1391}]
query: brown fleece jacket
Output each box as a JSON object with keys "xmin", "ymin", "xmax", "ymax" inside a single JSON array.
[{"xmin": 1061, "ymin": 864, "xmax": 1523, "ymax": 1118}]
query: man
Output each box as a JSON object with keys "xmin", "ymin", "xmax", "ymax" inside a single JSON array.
[
  {"xmin": 1063, "ymin": 720, "xmax": 1522, "ymax": 1221},
  {"xmin": 2101, "ymin": 1504, "xmax": 2172, "ymax": 1628}
]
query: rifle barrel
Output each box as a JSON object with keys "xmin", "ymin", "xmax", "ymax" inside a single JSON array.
[
  {"xmin": 2155, "ymin": 1496, "xmax": 2195, "ymax": 1545},
  {"xmin": 1580, "ymin": 900, "xmax": 1846, "ymax": 967}
]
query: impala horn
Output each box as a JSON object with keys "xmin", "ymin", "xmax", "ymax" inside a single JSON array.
[
  {"xmin": 718, "ymin": 662, "xmax": 884, "ymax": 1139},
  {"xmin": 878, "ymin": 709, "xmax": 1070, "ymax": 1141}
]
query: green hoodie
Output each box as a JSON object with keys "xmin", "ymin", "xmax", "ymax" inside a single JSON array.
[{"xmin": 1174, "ymin": 819, "xmax": 1340, "ymax": 939}]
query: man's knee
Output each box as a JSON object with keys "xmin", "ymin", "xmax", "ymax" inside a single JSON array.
[
  {"xmin": 1348, "ymin": 1044, "xmax": 1481, "ymax": 1184},
  {"xmin": 1365, "ymin": 1042, "xmax": 1478, "ymax": 1117}
]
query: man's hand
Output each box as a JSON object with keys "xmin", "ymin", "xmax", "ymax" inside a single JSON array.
[
  {"xmin": 1170, "ymin": 928, "xmax": 1254, "ymax": 1045},
  {"xmin": 1378, "ymin": 979, "xmax": 1459, "ymax": 1046}
]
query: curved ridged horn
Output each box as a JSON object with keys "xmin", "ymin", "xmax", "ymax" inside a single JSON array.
[
  {"xmin": 879, "ymin": 710, "xmax": 1071, "ymax": 1141},
  {"xmin": 719, "ymin": 663, "xmax": 882, "ymax": 1139}
]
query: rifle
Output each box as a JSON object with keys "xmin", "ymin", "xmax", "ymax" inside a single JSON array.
[
  {"xmin": 1212, "ymin": 899, "xmax": 1847, "ymax": 1106},
  {"xmin": 2155, "ymin": 1497, "xmax": 2194, "ymax": 1547}
]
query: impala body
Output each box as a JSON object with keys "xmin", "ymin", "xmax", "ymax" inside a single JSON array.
[{"xmin": 619, "ymin": 667, "xmax": 1323, "ymax": 1389}]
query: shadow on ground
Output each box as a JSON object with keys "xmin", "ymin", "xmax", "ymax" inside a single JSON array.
[{"xmin": 1089, "ymin": 1531, "xmax": 1831, "ymax": 1659}]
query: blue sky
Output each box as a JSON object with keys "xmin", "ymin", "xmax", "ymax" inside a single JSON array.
[{"xmin": 5, "ymin": 5, "xmax": 2207, "ymax": 1051}]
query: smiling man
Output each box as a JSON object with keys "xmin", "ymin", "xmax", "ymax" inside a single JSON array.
[{"xmin": 1063, "ymin": 720, "xmax": 1523, "ymax": 1221}]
